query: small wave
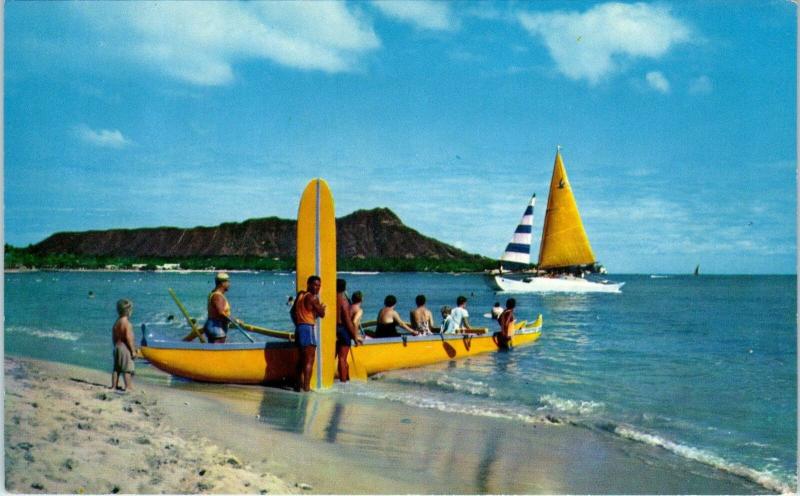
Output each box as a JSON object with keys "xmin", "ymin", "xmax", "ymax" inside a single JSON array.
[
  {"xmin": 538, "ymin": 394, "xmax": 604, "ymax": 415},
  {"xmin": 434, "ymin": 377, "xmax": 496, "ymax": 397},
  {"xmin": 7, "ymin": 326, "xmax": 81, "ymax": 342},
  {"xmin": 377, "ymin": 374, "xmax": 497, "ymax": 398},
  {"xmin": 347, "ymin": 385, "xmax": 555, "ymax": 426},
  {"xmin": 613, "ymin": 425, "xmax": 796, "ymax": 494}
]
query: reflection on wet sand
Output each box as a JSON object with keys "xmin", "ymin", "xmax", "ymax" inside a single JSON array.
[
  {"xmin": 254, "ymin": 389, "xmax": 554, "ymax": 493},
  {"xmin": 156, "ymin": 374, "xmax": 765, "ymax": 494}
]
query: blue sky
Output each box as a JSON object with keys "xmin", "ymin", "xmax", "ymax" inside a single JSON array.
[{"xmin": 4, "ymin": 1, "xmax": 796, "ymax": 274}]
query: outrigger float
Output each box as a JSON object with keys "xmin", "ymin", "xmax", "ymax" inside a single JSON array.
[{"xmin": 140, "ymin": 178, "xmax": 543, "ymax": 389}]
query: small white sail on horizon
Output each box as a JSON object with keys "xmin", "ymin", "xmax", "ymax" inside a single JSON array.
[{"xmin": 499, "ymin": 194, "xmax": 536, "ymax": 267}]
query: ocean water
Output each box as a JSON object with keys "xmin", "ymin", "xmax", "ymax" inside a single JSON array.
[{"xmin": 4, "ymin": 271, "xmax": 796, "ymax": 493}]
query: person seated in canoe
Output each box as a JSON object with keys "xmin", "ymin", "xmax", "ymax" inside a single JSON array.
[
  {"xmin": 409, "ymin": 294, "xmax": 434, "ymax": 335},
  {"xmin": 336, "ymin": 279, "xmax": 363, "ymax": 383},
  {"xmin": 204, "ymin": 272, "xmax": 232, "ymax": 344},
  {"xmin": 450, "ymin": 296, "xmax": 472, "ymax": 332},
  {"xmin": 490, "ymin": 302, "xmax": 503, "ymax": 320},
  {"xmin": 293, "ymin": 275, "xmax": 327, "ymax": 392},
  {"xmin": 350, "ymin": 291, "xmax": 366, "ymax": 338},
  {"xmin": 111, "ymin": 298, "xmax": 136, "ymax": 391},
  {"xmin": 440, "ymin": 305, "xmax": 457, "ymax": 334},
  {"xmin": 496, "ymin": 298, "xmax": 516, "ymax": 348},
  {"xmin": 375, "ymin": 295, "xmax": 418, "ymax": 338}
]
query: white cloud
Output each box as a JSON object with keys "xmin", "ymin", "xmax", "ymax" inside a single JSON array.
[
  {"xmin": 518, "ymin": 2, "xmax": 691, "ymax": 84},
  {"xmin": 74, "ymin": 2, "xmax": 381, "ymax": 86},
  {"xmin": 645, "ymin": 71, "xmax": 670, "ymax": 93},
  {"xmin": 372, "ymin": 0, "xmax": 457, "ymax": 31},
  {"xmin": 689, "ymin": 75, "xmax": 713, "ymax": 94},
  {"xmin": 73, "ymin": 125, "xmax": 132, "ymax": 148}
]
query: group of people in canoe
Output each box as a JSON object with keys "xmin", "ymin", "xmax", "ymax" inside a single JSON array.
[{"xmin": 112, "ymin": 272, "xmax": 522, "ymax": 393}]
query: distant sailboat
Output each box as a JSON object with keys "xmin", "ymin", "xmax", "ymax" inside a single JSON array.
[
  {"xmin": 694, "ymin": 264, "xmax": 700, "ymax": 276},
  {"xmin": 489, "ymin": 148, "xmax": 624, "ymax": 293}
]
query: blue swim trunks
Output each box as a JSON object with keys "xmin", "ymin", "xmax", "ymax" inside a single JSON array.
[
  {"xmin": 204, "ymin": 318, "xmax": 228, "ymax": 340},
  {"xmin": 295, "ymin": 323, "xmax": 318, "ymax": 347},
  {"xmin": 336, "ymin": 324, "xmax": 351, "ymax": 346}
]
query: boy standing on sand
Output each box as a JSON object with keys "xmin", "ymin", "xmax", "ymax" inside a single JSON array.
[{"xmin": 111, "ymin": 299, "xmax": 136, "ymax": 391}]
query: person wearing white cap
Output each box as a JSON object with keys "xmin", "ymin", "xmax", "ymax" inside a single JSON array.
[{"xmin": 204, "ymin": 272, "xmax": 232, "ymax": 343}]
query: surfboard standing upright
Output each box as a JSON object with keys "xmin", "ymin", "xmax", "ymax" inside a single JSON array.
[
  {"xmin": 296, "ymin": 178, "xmax": 337, "ymax": 390},
  {"xmin": 490, "ymin": 148, "xmax": 624, "ymax": 293}
]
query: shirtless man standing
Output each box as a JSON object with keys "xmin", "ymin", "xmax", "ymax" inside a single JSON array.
[
  {"xmin": 204, "ymin": 272, "xmax": 232, "ymax": 344},
  {"xmin": 294, "ymin": 275, "xmax": 327, "ymax": 392},
  {"xmin": 336, "ymin": 279, "xmax": 363, "ymax": 382},
  {"xmin": 497, "ymin": 298, "xmax": 517, "ymax": 348},
  {"xmin": 111, "ymin": 299, "xmax": 136, "ymax": 391}
]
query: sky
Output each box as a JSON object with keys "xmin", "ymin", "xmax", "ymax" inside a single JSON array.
[{"xmin": 4, "ymin": 1, "xmax": 797, "ymax": 274}]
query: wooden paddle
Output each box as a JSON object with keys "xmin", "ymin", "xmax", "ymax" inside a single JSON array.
[
  {"xmin": 235, "ymin": 320, "xmax": 295, "ymax": 341},
  {"xmin": 228, "ymin": 315, "xmax": 255, "ymax": 343},
  {"xmin": 168, "ymin": 288, "xmax": 206, "ymax": 343}
]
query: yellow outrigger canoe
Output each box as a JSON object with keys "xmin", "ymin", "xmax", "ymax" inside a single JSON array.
[
  {"xmin": 139, "ymin": 315, "xmax": 543, "ymax": 385},
  {"xmin": 141, "ymin": 178, "xmax": 543, "ymax": 387}
]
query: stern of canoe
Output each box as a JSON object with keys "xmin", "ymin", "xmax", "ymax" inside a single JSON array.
[{"xmin": 141, "ymin": 344, "xmax": 299, "ymax": 385}]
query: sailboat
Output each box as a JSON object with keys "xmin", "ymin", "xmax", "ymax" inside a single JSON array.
[{"xmin": 489, "ymin": 148, "xmax": 624, "ymax": 293}]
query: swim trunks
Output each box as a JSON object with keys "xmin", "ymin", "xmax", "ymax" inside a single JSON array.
[
  {"xmin": 113, "ymin": 342, "xmax": 135, "ymax": 374},
  {"xmin": 375, "ymin": 321, "xmax": 400, "ymax": 338},
  {"xmin": 336, "ymin": 324, "xmax": 351, "ymax": 346},
  {"xmin": 204, "ymin": 318, "xmax": 228, "ymax": 340},
  {"xmin": 295, "ymin": 323, "xmax": 317, "ymax": 347}
]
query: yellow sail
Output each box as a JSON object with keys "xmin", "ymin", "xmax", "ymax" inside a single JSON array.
[{"xmin": 537, "ymin": 150, "xmax": 596, "ymax": 270}]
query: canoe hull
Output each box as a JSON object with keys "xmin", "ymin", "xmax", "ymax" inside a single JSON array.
[{"xmin": 140, "ymin": 316, "xmax": 543, "ymax": 385}]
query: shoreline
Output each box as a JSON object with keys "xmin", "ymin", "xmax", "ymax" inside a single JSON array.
[{"xmin": 5, "ymin": 354, "xmax": 775, "ymax": 494}]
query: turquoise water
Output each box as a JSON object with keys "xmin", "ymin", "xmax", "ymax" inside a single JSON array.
[{"xmin": 4, "ymin": 271, "xmax": 796, "ymax": 493}]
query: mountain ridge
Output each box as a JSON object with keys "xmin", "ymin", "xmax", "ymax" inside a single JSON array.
[{"xmin": 25, "ymin": 208, "xmax": 490, "ymax": 265}]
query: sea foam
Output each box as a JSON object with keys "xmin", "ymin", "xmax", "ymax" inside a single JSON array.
[
  {"xmin": 7, "ymin": 326, "xmax": 81, "ymax": 342},
  {"xmin": 612, "ymin": 424, "xmax": 796, "ymax": 494},
  {"xmin": 538, "ymin": 393, "xmax": 605, "ymax": 415},
  {"xmin": 346, "ymin": 385, "xmax": 551, "ymax": 426}
]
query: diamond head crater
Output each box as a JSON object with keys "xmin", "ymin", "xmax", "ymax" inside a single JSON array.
[{"xmin": 5, "ymin": 208, "xmax": 496, "ymax": 272}]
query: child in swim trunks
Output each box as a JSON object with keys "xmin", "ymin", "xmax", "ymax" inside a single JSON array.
[{"xmin": 111, "ymin": 299, "xmax": 136, "ymax": 391}]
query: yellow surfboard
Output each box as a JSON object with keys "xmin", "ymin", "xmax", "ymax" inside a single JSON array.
[{"xmin": 296, "ymin": 178, "xmax": 337, "ymax": 390}]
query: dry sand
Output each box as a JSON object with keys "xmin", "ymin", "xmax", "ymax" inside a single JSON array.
[{"xmin": 4, "ymin": 356, "xmax": 299, "ymax": 494}]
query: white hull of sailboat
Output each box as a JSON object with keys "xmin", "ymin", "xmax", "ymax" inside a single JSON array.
[{"xmin": 491, "ymin": 275, "xmax": 624, "ymax": 293}]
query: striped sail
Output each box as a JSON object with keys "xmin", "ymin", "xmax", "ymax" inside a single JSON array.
[{"xmin": 500, "ymin": 194, "xmax": 536, "ymax": 266}]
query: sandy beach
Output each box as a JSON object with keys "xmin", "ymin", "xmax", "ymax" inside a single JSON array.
[
  {"xmin": 5, "ymin": 355, "xmax": 771, "ymax": 494},
  {"xmin": 4, "ymin": 357, "xmax": 299, "ymax": 494}
]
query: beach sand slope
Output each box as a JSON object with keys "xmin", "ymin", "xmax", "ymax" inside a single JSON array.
[{"xmin": 4, "ymin": 357, "xmax": 298, "ymax": 494}]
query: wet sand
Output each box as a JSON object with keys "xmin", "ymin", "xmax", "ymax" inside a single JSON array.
[
  {"xmin": 5, "ymin": 356, "xmax": 771, "ymax": 494},
  {"xmin": 159, "ymin": 378, "xmax": 771, "ymax": 494}
]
